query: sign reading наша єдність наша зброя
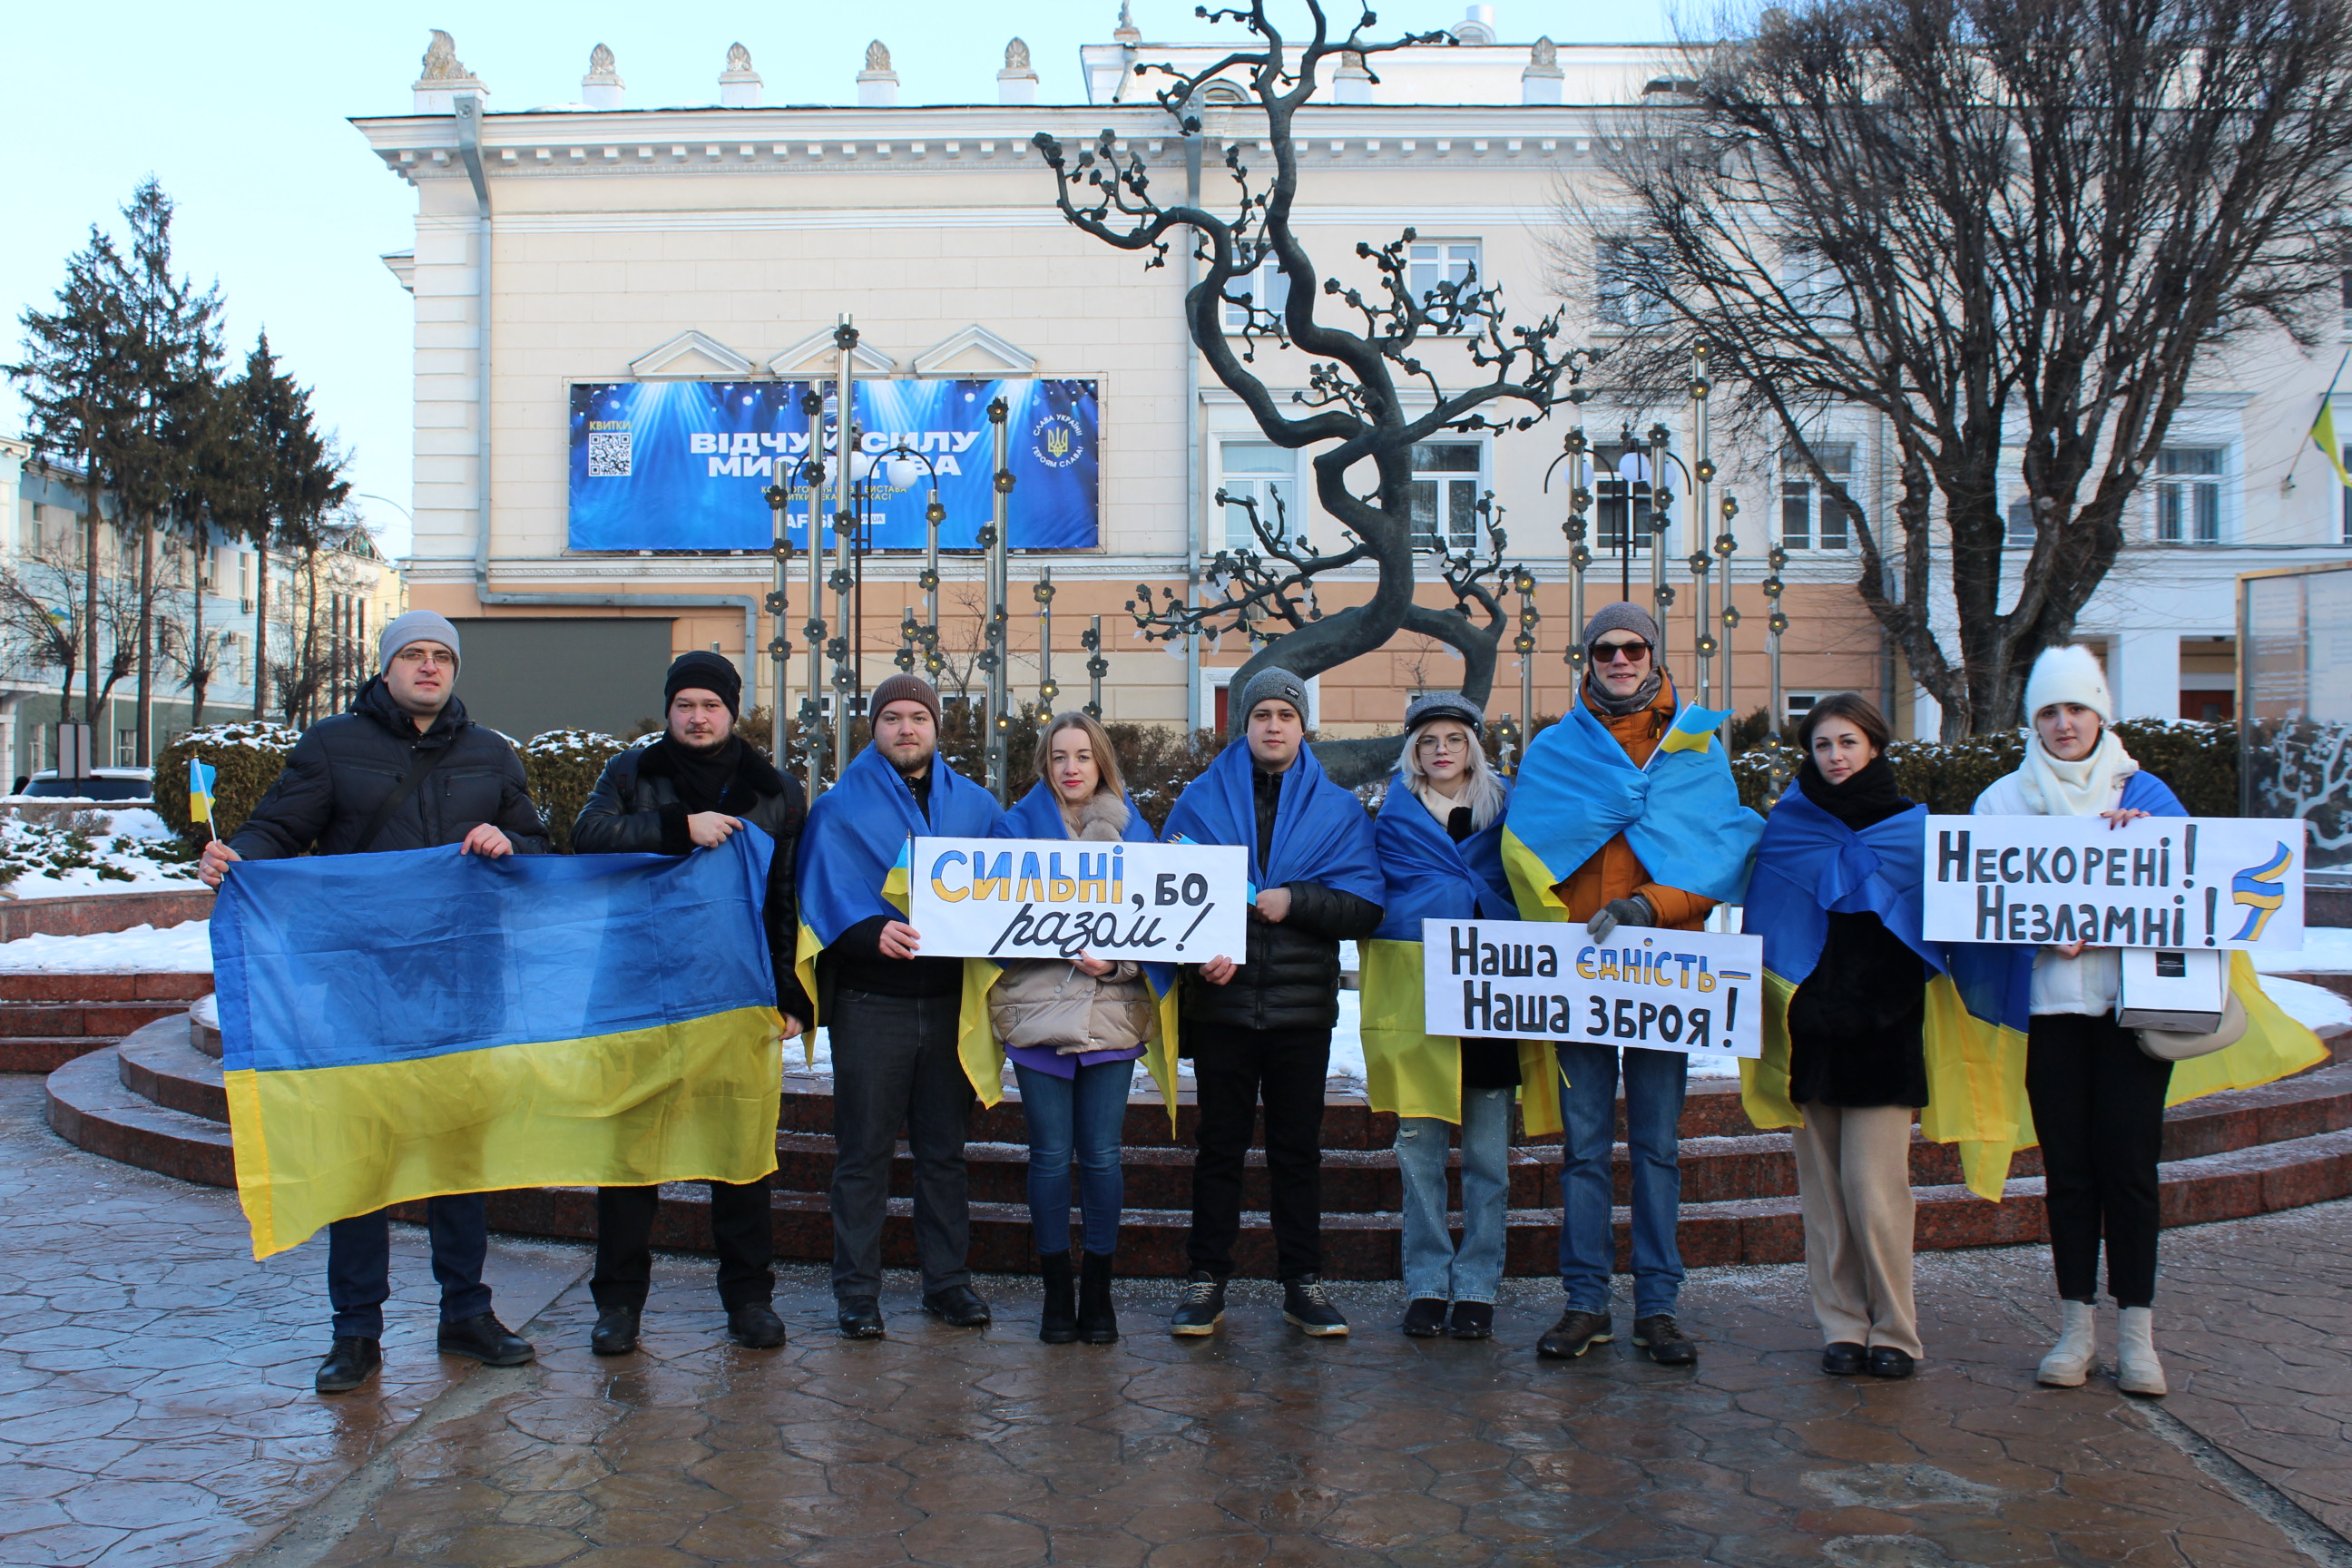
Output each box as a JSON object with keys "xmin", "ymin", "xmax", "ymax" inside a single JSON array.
[
  {"xmin": 1920, "ymin": 816, "xmax": 2306, "ymax": 952},
  {"xmin": 1420, "ymin": 918, "xmax": 1764, "ymax": 1058},
  {"xmin": 906, "ymin": 838, "xmax": 1248, "ymax": 963}
]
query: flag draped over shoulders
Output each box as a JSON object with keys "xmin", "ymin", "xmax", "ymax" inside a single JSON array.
[
  {"xmin": 1160, "ymin": 738, "xmax": 1384, "ymax": 904},
  {"xmin": 792, "ymin": 743, "xmax": 1005, "ymax": 1099},
  {"xmin": 1737, "ymin": 788, "xmax": 2032, "ymax": 1199},
  {"xmin": 994, "ymin": 781, "xmax": 1181, "ymax": 1128},
  {"xmin": 212, "ymin": 832, "xmax": 785, "ymax": 1259},
  {"xmin": 1359, "ymin": 775, "xmax": 1561, "ymax": 1133},
  {"xmin": 1501, "ymin": 701, "xmax": 1762, "ymax": 918}
]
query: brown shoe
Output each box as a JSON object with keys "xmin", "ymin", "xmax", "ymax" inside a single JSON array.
[{"xmin": 1536, "ymin": 1309, "xmax": 1612, "ymax": 1359}]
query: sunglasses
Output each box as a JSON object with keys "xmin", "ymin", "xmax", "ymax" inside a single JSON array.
[{"xmin": 1590, "ymin": 639, "xmax": 1652, "ymax": 664}]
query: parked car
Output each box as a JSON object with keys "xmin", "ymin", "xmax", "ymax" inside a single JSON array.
[{"xmin": 14, "ymin": 767, "xmax": 154, "ymax": 802}]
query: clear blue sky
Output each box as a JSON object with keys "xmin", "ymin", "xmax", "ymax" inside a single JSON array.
[{"xmin": 2, "ymin": 0, "xmax": 1671, "ymax": 558}]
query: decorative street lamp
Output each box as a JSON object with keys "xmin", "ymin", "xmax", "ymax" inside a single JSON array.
[
  {"xmin": 983, "ymin": 397, "xmax": 1016, "ymax": 801},
  {"xmin": 760, "ymin": 478, "xmax": 796, "ymax": 774},
  {"xmin": 1544, "ymin": 428, "xmax": 1594, "ymax": 691},
  {"xmin": 1765, "ymin": 544, "xmax": 1790, "ymax": 739},
  {"xmin": 1083, "ymin": 615, "xmax": 1108, "ymax": 719},
  {"xmin": 798, "ymin": 388, "xmax": 828, "ymax": 798},
  {"xmin": 1511, "ymin": 564, "xmax": 1539, "ymax": 773},
  {"xmin": 1689, "ymin": 345, "xmax": 1715, "ymax": 705},
  {"xmin": 1716, "ymin": 494, "xmax": 1740, "ymax": 739},
  {"xmin": 1645, "ymin": 421, "xmax": 1676, "ymax": 667},
  {"xmin": 1034, "ymin": 569, "xmax": 1059, "ymax": 710}
]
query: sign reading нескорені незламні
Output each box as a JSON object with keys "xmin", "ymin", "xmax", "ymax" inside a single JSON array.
[
  {"xmin": 1420, "ymin": 919, "xmax": 1764, "ymax": 1059},
  {"xmin": 1920, "ymin": 816, "xmax": 2306, "ymax": 952},
  {"xmin": 906, "ymin": 838, "xmax": 1249, "ymax": 962}
]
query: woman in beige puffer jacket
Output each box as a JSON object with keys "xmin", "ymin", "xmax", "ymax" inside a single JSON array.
[{"xmin": 990, "ymin": 712, "xmax": 1154, "ymax": 1345}]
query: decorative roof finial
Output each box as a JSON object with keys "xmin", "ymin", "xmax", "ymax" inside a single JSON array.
[
  {"xmin": 720, "ymin": 42, "xmax": 763, "ymax": 106},
  {"xmin": 726, "ymin": 42, "xmax": 752, "ymax": 73},
  {"xmin": 1005, "ymin": 37, "xmax": 1032, "ymax": 72},
  {"xmin": 419, "ymin": 30, "xmax": 466, "ymax": 82},
  {"xmin": 1114, "ymin": 0, "xmax": 1142, "ymax": 44},
  {"xmin": 587, "ymin": 43, "xmax": 617, "ymax": 79},
  {"xmin": 859, "ymin": 40, "xmax": 899, "ymax": 106},
  {"xmin": 865, "ymin": 39, "xmax": 892, "ymax": 73}
]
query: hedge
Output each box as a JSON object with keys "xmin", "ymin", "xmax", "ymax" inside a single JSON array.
[
  {"xmin": 1729, "ymin": 717, "xmax": 2237, "ymax": 817},
  {"xmin": 521, "ymin": 729, "xmax": 633, "ymax": 853},
  {"xmin": 153, "ymin": 722, "xmax": 303, "ymax": 850}
]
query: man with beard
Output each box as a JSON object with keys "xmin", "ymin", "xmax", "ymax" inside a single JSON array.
[
  {"xmin": 572, "ymin": 650, "xmax": 811, "ymax": 1355},
  {"xmin": 199, "ymin": 610, "xmax": 551, "ymax": 1395}
]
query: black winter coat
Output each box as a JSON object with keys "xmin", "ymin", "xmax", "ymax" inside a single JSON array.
[
  {"xmin": 572, "ymin": 739, "xmax": 813, "ymax": 1024},
  {"xmin": 228, "ymin": 680, "xmax": 551, "ymax": 861},
  {"xmin": 1180, "ymin": 763, "xmax": 1384, "ymax": 1034}
]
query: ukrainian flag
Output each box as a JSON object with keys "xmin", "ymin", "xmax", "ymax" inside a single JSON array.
[
  {"xmin": 212, "ymin": 832, "xmax": 787, "ymax": 1259},
  {"xmin": 188, "ymin": 760, "xmax": 217, "ymax": 826}
]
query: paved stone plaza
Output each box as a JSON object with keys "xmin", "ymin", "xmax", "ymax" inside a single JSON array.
[{"xmin": 4, "ymin": 1077, "xmax": 2350, "ymax": 1567}]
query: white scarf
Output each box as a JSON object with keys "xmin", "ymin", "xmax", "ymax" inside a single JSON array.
[{"xmin": 2018, "ymin": 726, "xmax": 2139, "ymax": 818}]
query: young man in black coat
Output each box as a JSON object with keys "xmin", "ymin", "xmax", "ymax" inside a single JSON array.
[
  {"xmin": 200, "ymin": 611, "xmax": 552, "ymax": 1396},
  {"xmin": 571, "ymin": 651, "xmax": 810, "ymax": 1355}
]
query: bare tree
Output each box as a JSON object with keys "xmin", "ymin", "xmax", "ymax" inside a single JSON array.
[
  {"xmin": 1032, "ymin": 0, "xmax": 1595, "ymax": 779},
  {"xmin": 0, "ymin": 543, "xmax": 87, "ymax": 720},
  {"xmin": 1563, "ymin": 0, "xmax": 2352, "ymax": 736},
  {"xmin": 269, "ymin": 517, "xmax": 376, "ymax": 726}
]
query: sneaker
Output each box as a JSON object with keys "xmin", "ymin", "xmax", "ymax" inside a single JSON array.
[
  {"xmin": 1448, "ymin": 1301, "xmax": 1495, "ymax": 1340},
  {"xmin": 1536, "ymin": 1308, "xmax": 1612, "ymax": 1360},
  {"xmin": 1169, "ymin": 1270, "xmax": 1226, "ymax": 1337},
  {"xmin": 1402, "ymin": 1298, "xmax": 1450, "ymax": 1338},
  {"xmin": 436, "ymin": 1312, "xmax": 534, "ymax": 1367},
  {"xmin": 314, "ymin": 1336, "xmax": 380, "ymax": 1395},
  {"xmin": 1632, "ymin": 1313, "xmax": 1698, "ymax": 1367},
  {"xmin": 1281, "ymin": 1275, "xmax": 1349, "ymax": 1337}
]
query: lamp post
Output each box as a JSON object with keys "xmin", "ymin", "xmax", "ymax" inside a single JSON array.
[
  {"xmin": 1511, "ymin": 564, "xmax": 1539, "ymax": 773},
  {"xmin": 1034, "ymin": 569, "xmax": 1059, "ymax": 712},
  {"xmin": 984, "ymin": 397, "xmax": 1016, "ymax": 801},
  {"xmin": 1083, "ymin": 615, "xmax": 1108, "ymax": 718},
  {"xmin": 799, "ymin": 391, "xmax": 828, "ymax": 798},
  {"xmin": 1716, "ymin": 495, "xmax": 1740, "ymax": 740},
  {"xmin": 827, "ymin": 318, "xmax": 861, "ymax": 783},
  {"xmin": 1765, "ymin": 544, "xmax": 1789, "ymax": 739},
  {"xmin": 1544, "ymin": 429, "xmax": 1594, "ymax": 691},
  {"xmin": 1645, "ymin": 422, "xmax": 1676, "ymax": 667},
  {"xmin": 760, "ymin": 479, "xmax": 794, "ymax": 773}
]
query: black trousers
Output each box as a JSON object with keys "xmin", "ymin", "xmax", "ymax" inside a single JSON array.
[
  {"xmin": 592, "ymin": 1180, "xmax": 774, "ymax": 1312},
  {"xmin": 828, "ymin": 987, "xmax": 975, "ymax": 1300},
  {"xmin": 2025, "ymin": 1013, "xmax": 2174, "ymax": 1308},
  {"xmin": 1188, "ymin": 1024, "xmax": 1331, "ymax": 1280}
]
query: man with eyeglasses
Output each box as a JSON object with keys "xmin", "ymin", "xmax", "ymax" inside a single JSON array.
[
  {"xmin": 200, "ymin": 610, "xmax": 552, "ymax": 1396},
  {"xmin": 1506, "ymin": 603, "xmax": 1725, "ymax": 1368}
]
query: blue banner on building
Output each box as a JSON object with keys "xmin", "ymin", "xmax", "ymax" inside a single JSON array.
[{"xmin": 567, "ymin": 377, "xmax": 1098, "ymax": 552}]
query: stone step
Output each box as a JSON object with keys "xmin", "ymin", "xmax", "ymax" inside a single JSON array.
[
  {"xmin": 0, "ymin": 1036, "xmax": 122, "ymax": 1074},
  {"xmin": 44, "ymin": 1046, "xmax": 235, "ymax": 1189},
  {"xmin": 0, "ymin": 1000, "xmax": 193, "ymax": 1039},
  {"xmin": 0, "ymin": 972, "xmax": 211, "ymax": 1004}
]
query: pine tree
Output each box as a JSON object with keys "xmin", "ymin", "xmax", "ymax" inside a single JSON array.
[{"xmin": 235, "ymin": 334, "xmax": 348, "ymax": 719}]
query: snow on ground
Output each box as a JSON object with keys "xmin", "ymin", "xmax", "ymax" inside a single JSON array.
[
  {"xmin": 0, "ymin": 808, "xmax": 201, "ymax": 897},
  {"xmin": 2255, "ymin": 926, "xmax": 2352, "ymax": 975},
  {"xmin": 2263, "ymin": 975, "xmax": 2352, "ymax": 1034},
  {"xmin": 0, "ymin": 919, "xmax": 212, "ymax": 973}
]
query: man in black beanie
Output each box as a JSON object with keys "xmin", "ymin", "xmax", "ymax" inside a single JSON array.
[{"xmin": 571, "ymin": 649, "xmax": 811, "ymax": 1355}]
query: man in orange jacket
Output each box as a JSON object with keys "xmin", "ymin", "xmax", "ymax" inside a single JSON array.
[{"xmin": 1534, "ymin": 603, "xmax": 1710, "ymax": 1367}]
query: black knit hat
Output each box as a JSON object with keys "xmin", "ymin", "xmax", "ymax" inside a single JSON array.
[{"xmin": 665, "ymin": 651, "xmax": 742, "ymax": 716}]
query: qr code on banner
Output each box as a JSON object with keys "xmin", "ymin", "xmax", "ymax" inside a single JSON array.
[{"xmin": 586, "ymin": 430, "xmax": 632, "ymax": 477}]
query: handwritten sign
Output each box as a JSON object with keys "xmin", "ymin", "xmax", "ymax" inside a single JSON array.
[
  {"xmin": 906, "ymin": 837, "xmax": 1249, "ymax": 962},
  {"xmin": 1921, "ymin": 816, "xmax": 2304, "ymax": 951},
  {"xmin": 1420, "ymin": 919, "xmax": 1763, "ymax": 1059}
]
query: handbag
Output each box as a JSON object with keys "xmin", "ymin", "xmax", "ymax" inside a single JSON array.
[{"xmin": 2136, "ymin": 990, "xmax": 2249, "ymax": 1062}]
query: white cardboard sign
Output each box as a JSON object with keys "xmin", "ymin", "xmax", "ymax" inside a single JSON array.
[
  {"xmin": 1920, "ymin": 816, "xmax": 2304, "ymax": 951},
  {"xmin": 1420, "ymin": 918, "xmax": 1764, "ymax": 1059},
  {"xmin": 906, "ymin": 836, "xmax": 1250, "ymax": 962}
]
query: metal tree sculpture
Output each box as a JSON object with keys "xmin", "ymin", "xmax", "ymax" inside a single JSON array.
[{"xmin": 1033, "ymin": 0, "xmax": 1595, "ymax": 781}]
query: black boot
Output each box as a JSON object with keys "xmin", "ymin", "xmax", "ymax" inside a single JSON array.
[
  {"xmin": 1077, "ymin": 1250, "xmax": 1119, "ymax": 1345},
  {"xmin": 1038, "ymin": 1250, "xmax": 1079, "ymax": 1344},
  {"xmin": 315, "ymin": 1337, "xmax": 380, "ymax": 1395}
]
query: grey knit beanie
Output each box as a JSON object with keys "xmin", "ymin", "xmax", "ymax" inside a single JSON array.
[
  {"xmin": 1231, "ymin": 666, "xmax": 1309, "ymax": 731},
  {"xmin": 1581, "ymin": 602, "xmax": 1661, "ymax": 651},
  {"xmin": 1404, "ymin": 691, "xmax": 1484, "ymax": 734},
  {"xmin": 379, "ymin": 610, "xmax": 461, "ymax": 670}
]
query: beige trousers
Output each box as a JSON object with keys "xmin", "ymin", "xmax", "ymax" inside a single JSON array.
[{"xmin": 1790, "ymin": 1102, "xmax": 1921, "ymax": 1357}]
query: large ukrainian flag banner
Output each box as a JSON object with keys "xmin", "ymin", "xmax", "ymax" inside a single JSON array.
[{"xmin": 214, "ymin": 832, "xmax": 786, "ymax": 1259}]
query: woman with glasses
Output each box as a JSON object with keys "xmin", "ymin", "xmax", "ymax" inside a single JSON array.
[{"xmin": 1362, "ymin": 693, "xmax": 1533, "ymax": 1339}]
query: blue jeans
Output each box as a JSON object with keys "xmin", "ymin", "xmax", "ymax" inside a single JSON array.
[
  {"xmin": 1014, "ymin": 1058, "xmax": 1133, "ymax": 1256},
  {"xmin": 326, "ymin": 1194, "xmax": 493, "ymax": 1340},
  {"xmin": 1556, "ymin": 1043, "xmax": 1687, "ymax": 1318},
  {"xmin": 1396, "ymin": 1087, "xmax": 1513, "ymax": 1305}
]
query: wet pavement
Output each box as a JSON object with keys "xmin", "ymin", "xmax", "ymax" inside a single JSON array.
[{"xmin": 2, "ymin": 1077, "xmax": 2348, "ymax": 1568}]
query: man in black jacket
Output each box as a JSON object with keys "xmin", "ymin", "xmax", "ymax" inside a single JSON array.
[
  {"xmin": 1172, "ymin": 669, "xmax": 1384, "ymax": 1338},
  {"xmin": 199, "ymin": 610, "xmax": 551, "ymax": 1396},
  {"xmin": 571, "ymin": 651, "xmax": 808, "ymax": 1356}
]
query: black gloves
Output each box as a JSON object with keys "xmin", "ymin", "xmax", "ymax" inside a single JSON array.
[{"xmin": 1585, "ymin": 895, "xmax": 1656, "ymax": 943}]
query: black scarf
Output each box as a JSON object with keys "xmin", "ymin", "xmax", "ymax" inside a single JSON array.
[
  {"xmin": 1581, "ymin": 666, "xmax": 1666, "ymax": 719},
  {"xmin": 652, "ymin": 734, "xmax": 745, "ymax": 815},
  {"xmin": 1796, "ymin": 754, "xmax": 1908, "ymax": 831}
]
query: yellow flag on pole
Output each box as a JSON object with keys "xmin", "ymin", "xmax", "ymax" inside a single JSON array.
[{"xmin": 2312, "ymin": 348, "xmax": 2352, "ymax": 488}]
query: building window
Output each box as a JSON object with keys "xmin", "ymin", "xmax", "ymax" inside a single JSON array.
[
  {"xmin": 1597, "ymin": 239, "xmax": 1670, "ymax": 327},
  {"xmin": 1221, "ymin": 259, "xmax": 1289, "ymax": 333},
  {"xmin": 1780, "ymin": 444, "xmax": 1856, "ymax": 551},
  {"xmin": 1218, "ymin": 441, "xmax": 1297, "ymax": 552},
  {"xmin": 1406, "ymin": 442, "xmax": 1484, "ymax": 552},
  {"xmin": 1592, "ymin": 446, "xmax": 1657, "ymax": 554},
  {"xmin": 1408, "ymin": 241, "xmax": 1481, "ymax": 310},
  {"xmin": 2007, "ymin": 496, "xmax": 2036, "ymax": 544},
  {"xmin": 2154, "ymin": 446, "xmax": 2224, "ymax": 544},
  {"xmin": 1785, "ymin": 691, "xmax": 1823, "ymax": 728}
]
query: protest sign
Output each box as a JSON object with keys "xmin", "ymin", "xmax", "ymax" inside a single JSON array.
[
  {"xmin": 906, "ymin": 837, "xmax": 1249, "ymax": 962},
  {"xmin": 1420, "ymin": 918, "xmax": 1763, "ymax": 1059},
  {"xmin": 1921, "ymin": 816, "xmax": 2304, "ymax": 951}
]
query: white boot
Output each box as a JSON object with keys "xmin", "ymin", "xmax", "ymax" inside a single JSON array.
[
  {"xmin": 2115, "ymin": 1306, "xmax": 2167, "ymax": 1396},
  {"xmin": 2037, "ymin": 1299, "xmax": 2097, "ymax": 1387}
]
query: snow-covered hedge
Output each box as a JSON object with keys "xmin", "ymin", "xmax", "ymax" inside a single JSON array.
[
  {"xmin": 152, "ymin": 722, "xmax": 302, "ymax": 851},
  {"xmin": 521, "ymin": 730, "xmax": 629, "ymax": 853}
]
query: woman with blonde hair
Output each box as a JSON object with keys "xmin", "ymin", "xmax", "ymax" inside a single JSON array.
[
  {"xmin": 989, "ymin": 712, "xmax": 1166, "ymax": 1345},
  {"xmin": 1363, "ymin": 693, "xmax": 1525, "ymax": 1339}
]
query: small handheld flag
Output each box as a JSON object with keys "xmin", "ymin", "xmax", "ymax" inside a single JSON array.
[
  {"xmin": 187, "ymin": 760, "xmax": 218, "ymax": 838},
  {"xmin": 1656, "ymin": 704, "xmax": 1735, "ymax": 759}
]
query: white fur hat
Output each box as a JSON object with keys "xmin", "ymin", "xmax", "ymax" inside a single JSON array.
[{"xmin": 2023, "ymin": 643, "xmax": 2112, "ymax": 724}]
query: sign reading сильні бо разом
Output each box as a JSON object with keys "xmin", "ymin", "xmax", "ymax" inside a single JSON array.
[
  {"xmin": 906, "ymin": 837, "xmax": 1248, "ymax": 962},
  {"xmin": 1420, "ymin": 918, "xmax": 1763, "ymax": 1058},
  {"xmin": 1920, "ymin": 816, "xmax": 2304, "ymax": 951}
]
